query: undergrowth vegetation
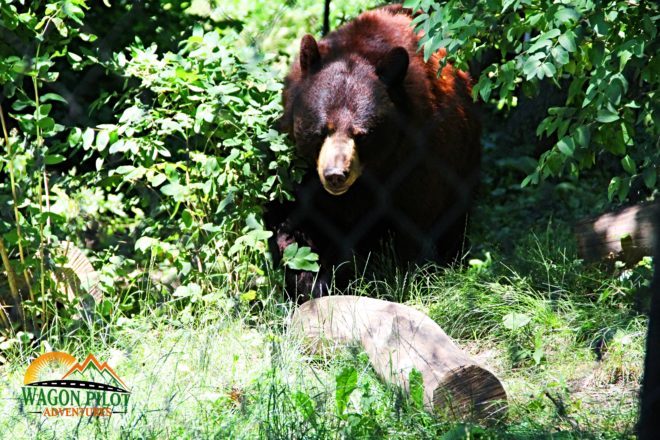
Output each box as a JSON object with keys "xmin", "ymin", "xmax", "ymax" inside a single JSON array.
[{"xmin": 0, "ymin": 0, "xmax": 656, "ymax": 438}]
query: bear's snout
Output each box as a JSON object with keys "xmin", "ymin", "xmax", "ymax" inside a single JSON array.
[
  {"xmin": 323, "ymin": 168, "xmax": 348, "ymax": 189},
  {"xmin": 317, "ymin": 134, "xmax": 362, "ymax": 196}
]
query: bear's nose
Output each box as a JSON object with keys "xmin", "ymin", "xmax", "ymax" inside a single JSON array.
[{"xmin": 323, "ymin": 168, "xmax": 347, "ymax": 188}]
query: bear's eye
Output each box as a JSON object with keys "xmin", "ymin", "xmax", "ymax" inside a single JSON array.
[{"xmin": 353, "ymin": 129, "xmax": 369, "ymax": 143}]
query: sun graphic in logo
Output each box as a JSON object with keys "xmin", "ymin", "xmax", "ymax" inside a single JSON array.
[{"xmin": 24, "ymin": 352, "xmax": 77, "ymax": 385}]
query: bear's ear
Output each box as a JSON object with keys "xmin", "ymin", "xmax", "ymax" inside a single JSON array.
[
  {"xmin": 300, "ymin": 34, "xmax": 321, "ymax": 75},
  {"xmin": 376, "ymin": 47, "xmax": 409, "ymax": 87}
]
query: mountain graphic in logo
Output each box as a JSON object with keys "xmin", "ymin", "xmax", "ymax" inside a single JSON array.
[{"xmin": 61, "ymin": 354, "xmax": 129, "ymax": 391}]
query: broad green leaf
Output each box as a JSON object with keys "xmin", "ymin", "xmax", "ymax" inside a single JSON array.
[
  {"xmin": 541, "ymin": 62, "xmax": 557, "ymax": 78},
  {"xmin": 283, "ymin": 243, "xmax": 298, "ymax": 260},
  {"xmin": 523, "ymin": 54, "xmax": 543, "ymax": 80},
  {"xmin": 161, "ymin": 182, "xmax": 189, "ymax": 201},
  {"xmin": 135, "ymin": 236, "xmax": 157, "ymax": 252},
  {"xmin": 574, "ymin": 126, "xmax": 591, "ymax": 147},
  {"xmin": 502, "ymin": 313, "xmax": 531, "ymax": 330},
  {"xmin": 551, "ymin": 47, "xmax": 569, "ymax": 65},
  {"xmin": 643, "ymin": 167, "xmax": 657, "ymax": 189},
  {"xmin": 621, "ymin": 155, "xmax": 636, "ymax": 175},
  {"xmin": 96, "ymin": 130, "xmax": 109, "ymax": 151},
  {"xmin": 554, "ymin": 7, "xmax": 580, "ymax": 24},
  {"xmin": 596, "ymin": 108, "xmax": 619, "ymax": 123},
  {"xmin": 173, "ymin": 283, "xmax": 202, "ymax": 298},
  {"xmin": 619, "ymin": 49, "xmax": 632, "ymax": 71},
  {"xmin": 335, "ymin": 366, "xmax": 357, "ymax": 416},
  {"xmin": 82, "ymin": 127, "xmax": 95, "ymax": 150},
  {"xmin": 240, "ymin": 290, "xmax": 257, "ymax": 302},
  {"xmin": 149, "ymin": 173, "xmax": 167, "ymax": 187},
  {"xmin": 37, "ymin": 117, "xmax": 55, "ymax": 131},
  {"xmin": 558, "ymin": 31, "xmax": 577, "ymax": 52},
  {"xmin": 45, "ymin": 154, "xmax": 65, "ymax": 165},
  {"xmin": 556, "ymin": 137, "xmax": 575, "ymax": 157},
  {"xmin": 40, "ymin": 93, "xmax": 67, "ymax": 103}
]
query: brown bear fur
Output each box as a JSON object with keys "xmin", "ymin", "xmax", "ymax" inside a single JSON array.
[{"xmin": 266, "ymin": 5, "xmax": 481, "ymax": 301}]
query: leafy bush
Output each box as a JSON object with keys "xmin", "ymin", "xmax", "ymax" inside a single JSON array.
[
  {"xmin": 406, "ymin": 0, "xmax": 659, "ymax": 201},
  {"xmin": 88, "ymin": 27, "xmax": 303, "ymax": 295},
  {"xmin": 0, "ymin": 0, "xmax": 303, "ymax": 333},
  {"xmin": 0, "ymin": 0, "xmax": 97, "ymax": 330}
]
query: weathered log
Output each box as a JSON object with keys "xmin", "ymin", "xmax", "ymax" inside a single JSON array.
[
  {"xmin": 575, "ymin": 202, "xmax": 658, "ymax": 264},
  {"xmin": 292, "ymin": 296, "xmax": 507, "ymax": 420}
]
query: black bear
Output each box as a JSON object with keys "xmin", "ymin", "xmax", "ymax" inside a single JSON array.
[{"xmin": 266, "ymin": 5, "xmax": 481, "ymax": 301}]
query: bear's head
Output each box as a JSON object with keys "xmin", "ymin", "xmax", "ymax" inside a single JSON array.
[{"xmin": 281, "ymin": 35, "xmax": 409, "ymax": 196}]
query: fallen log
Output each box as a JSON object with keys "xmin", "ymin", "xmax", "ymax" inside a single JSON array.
[
  {"xmin": 575, "ymin": 202, "xmax": 658, "ymax": 264},
  {"xmin": 292, "ymin": 296, "xmax": 507, "ymax": 421}
]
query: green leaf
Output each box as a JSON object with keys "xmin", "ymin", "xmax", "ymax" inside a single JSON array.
[
  {"xmin": 161, "ymin": 182, "xmax": 189, "ymax": 201},
  {"xmin": 608, "ymin": 176, "xmax": 621, "ymax": 201},
  {"xmin": 478, "ymin": 79, "xmax": 492, "ymax": 101},
  {"xmin": 619, "ymin": 49, "xmax": 632, "ymax": 71},
  {"xmin": 173, "ymin": 283, "xmax": 202, "ymax": 298},
  {"xmin": 529, "ymin": 30, "xmax": 561, "ymax": 53},
  {"xmin": 502, "ymin": 313, "xmax": 531, "ymax": 330},
  {"xmin": 109, "ymin": 139, "xmax": 127, "ymax": 154},
  {"xmin": 618, "ymin": 177, "xmax": 631, "ymax": 201},
  {"xmin": 551, "ymin": 47, "xmax": 569, "ymax": 65},
  {"xmin": 402, "ymin": 0, "xmax": 419, "ymax": 8},
  {"xmin": 96, "ymin": 130, "xmax": 109, "ymax": 151},
  {"xmin": 45, "ymin": 154, "xmax": 65, "ymax": 165},
  {"xmin": 596, "ymin": 108, "xmax": 619, "ymax": 123},
  {"xmin": 283, "ymin": 243, "xmax": 298, "ymax": 260},
  {"xmin": 643, "ymin": 167, "xmax": 657, "ymax": 189},
  {"xmin": 554, "ymin": 7, "xmax": 580, "ymax": 24},
  {"xmin": 521, "ymin": 171, "xmax": 540, "ymax": 188},
  {"xmin": 620, "ymin": 121, "xmax": 634, "ymax": 146},
  {"xmin": 68, "ymin": 127, "xmax": 82, "ymax": 146},
  {"xmin": 135, "ymin": 236, "xmax": 157, "ymax": 253},
  {"xmin": 240, "ymin": 290, "xmax": 257, "ymax": 302},
  {"xmin": 606, "ymin": 80, "xmax": 623, "ymax": 106},
  {"xmin": 335, "ymin": 366, "xmax": 357, "ymax": 416},
  {"xmin": 409, "ymin": 369, "xmax": 425, "ymax": 408},
  {"xmin": 621, "ymin": 155, "xmax": 636, "ymax": 175},
  {"xmin": 40, "ymin": 93, "xmax": 67, "ymax": 104},
  {"xmin": 574, "ymin": 126, "xmax": 591, "ymax": 147},
  {"xmin": 37, "ymin": 104, "xmax": 52, "ymax": 117},
  {"xmin": 523, "ymin": 54, "xmax": 543, "ymax": 80},
  {"xmin": 556, "ymin": 137, "xmax": 575, "ymax": 157},
  {"xmin": 292, "ymin": 392, "xmax": 315, "ymax": 419},
  {"xmin": 149, "ymin": 173, "xmax": 167, "ymax": 187},
  {"xmin": 82, "ymin": 128, "xmax": 95, "ymax": 150},
  {"xmin": 541, "ymin": 62, "xmax": 557, "ymax": 78},
  {"xmin": 37, "ymin": 117, "xmax": 55, "ymax": 131},
  {"xmin": 283, "ymin": 244, "xmax": 320, "ymax": 272},
  {"xmin": 182, "ymin": 210, "xmax": 193, "ymax": 228},
  {"xmin": 558, "ymin": 31, "xmax": 577, "ymax": 52},
  {"xmin": 119, "ymin": 106, "xmax": 144, "ymax": 124}
]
